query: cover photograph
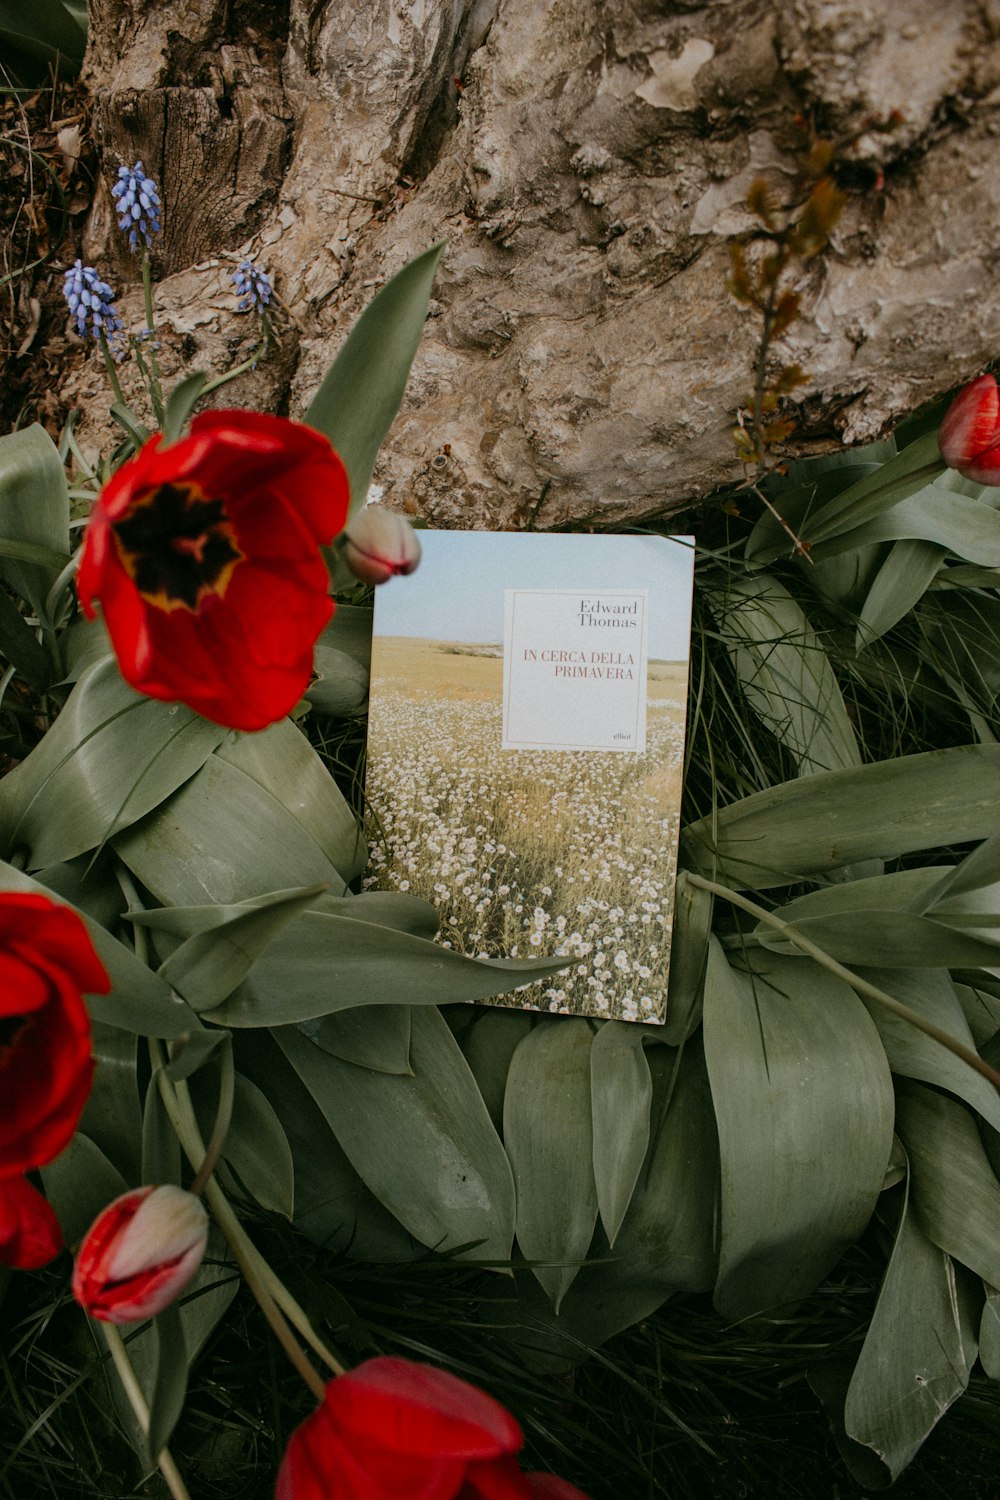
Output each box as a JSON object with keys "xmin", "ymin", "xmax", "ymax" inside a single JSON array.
[{"xmin": 364, "ymin": 531, "xmax": 694, "ymax": 1024}]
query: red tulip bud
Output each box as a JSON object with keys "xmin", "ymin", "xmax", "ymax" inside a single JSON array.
[
  {"xmin": 342, "ymin": 505, "xmax": 422, "ymax": 585},
  {"xmin": 72, "ymin": 1185, "xmax": 208, "ymax": 1323},
  {"xmin": 938, "ymin": 374, "xmax": 1000, "ymax": 484}
]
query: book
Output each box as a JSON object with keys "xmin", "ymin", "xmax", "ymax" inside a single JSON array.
[{"xmin": 363, "ymin": 531, "xmax": 694, "ymax": 1024}]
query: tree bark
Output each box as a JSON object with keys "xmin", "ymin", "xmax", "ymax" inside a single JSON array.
[{"xmin": 67, "ymin": 0, "xmax": 1000, "ymax": 526}]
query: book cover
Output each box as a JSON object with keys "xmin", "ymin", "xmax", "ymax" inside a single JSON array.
[{"xmin": 363, "ymin": 531, "xmax": 694, "ymax": 1024}]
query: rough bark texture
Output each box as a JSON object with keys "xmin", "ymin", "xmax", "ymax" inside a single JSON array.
[{"xmin": 65, "ymin": 0, "xmax": 1000, "ymax": 526}]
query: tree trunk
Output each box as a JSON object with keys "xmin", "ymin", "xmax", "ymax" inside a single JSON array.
[{"xmin": 64, "ymin": 0, "xmax": 1000, "ymax": 526}]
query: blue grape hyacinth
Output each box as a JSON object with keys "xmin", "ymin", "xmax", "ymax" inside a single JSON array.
[
  {"xmin": 111, "ymin": 161, "xmax": 161, "ymax": 252},
  {"xmin": 63, "ymin": 261, "xmax": 125, "ymax": 348},
  {"xmin": 232, "ymin": 258, "xmax": 273, "ymax": 314}
]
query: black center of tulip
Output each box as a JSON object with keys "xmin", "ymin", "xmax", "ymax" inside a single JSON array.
[{"xmin": 113, "ymin": 482, "xmax": 244, "ymax": 612}]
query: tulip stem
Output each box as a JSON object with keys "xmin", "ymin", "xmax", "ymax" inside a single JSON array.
[
  {"xmin": 100, "ymin": 1324, "xmax": 192, "ymax": 1500},
  {"xmin": 189, "ymin": 1039, "xmax": 235, "ymax": 1198},
  {"xmin": 147, "ymin": 1043, "xmax": 344, "ymax": 1384},
  {"xmin": 686, "ymin": 873, "xmax": 1000, "ymax": 1092}
]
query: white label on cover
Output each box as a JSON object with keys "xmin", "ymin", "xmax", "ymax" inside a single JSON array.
[{"xmin": 502, "ymin": 588, "xmax": 648, "ymax": 752}]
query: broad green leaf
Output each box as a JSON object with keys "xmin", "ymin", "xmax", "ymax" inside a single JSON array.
[
  {"xmin": 156, "ymin": 884, "xmax": 328, "ymax": 1011},
  {"xmin": 142, "ymin": 1074, "xmax": 182, "ymax": 1185},
  {"xmin": 856, "ymin": 540, "xmax": 946, "ymax": 649},
  {"xmin": 534, "ymin": 1043, "xmax": 718, "ymax": 1351},
  {"xmin": 703, "ymin": 942, "xmax": 893, "ymax": 1319},
  {"xmin": 218, "ymin": 719, "xmax": 367, "ymax": 882},
  {"xmin": 0, "ymin": 860, "xmax": 200, "ymax": 1037},
  {"xmin": 147, "ymin": 1304, "xmax": 188, "ymax": 1470},
  {"xmin": 200, "ymin": 906, "xmax": 567, "ymax": 1026},
  {"xmin": 275, "ymin": 1006, "xmax": 515, "ymax": 1261},
  {"xmin": 459, "ymin": 1009, "xmax": 534, "ymax": 1134},
  {"xmin": 844, "ymin": 1180, "xmax": 979, "ymax": 1479},
  {"xmin": 40, "ymin": 1133, "xmax": 128, "ymax": 1247},
  {"xmin": 300, "ymin": 1004, "xmax": 413, "ymax": 1074},
  {"xmin": 757, "ymin": 906, "xmax": 1000, "ymax": 969},
  {"xmin": 307, "ymin": 604, "xmax": 373, "ymax": 716},
  {"xmin": 305, "ymin": 242, "xmax": 446, "ymax": 513},
  {"xmin": 0, "ymin": 657, "xmax": 228, "ymax": 869},
  {"xmin": 504, "ymin": 1019, "xmax": 598, "ymax": 1309},
  {"xmin": 981, "ymin": 1286, "xmax": 1000, "ymax": 1380},
  {"xmin": 590, "ymin": 1021, "xmax": 662, "ymax": 1247},
  {"xmin": 0, "ymin": 585, "xmax": 55, "ymax": 690},
  {"xmin": 162, "ymin": 372, "xmax": 209, "ymax": 443},
  {"xmin": 190, "ymin": 1069, "xmax": 294, "ymax": 1219},
  {"xmin": 955, "ymin": 982, "xmax": 1000, "ymax": 1049},
  {"xmin": 709, "ymin": 575, "xmax": 860, "ymax": 776},
  {"xmin": 235, "ymin": 1029, "xmax": 420, "ymax": 1260},
  {"xmin": 113, "ymin": 753, "xmax": 349, "ymax": 906},
  {"xmin": 810, "ymin": 482, "xmax": 1000, "ymax": 568},
  {"xmin": 852, "ymin": 968, "xmax": 1000, "ymax": 1133},
  {"xmin": 912, "ymin": 831, "xmax": 1000, "ymax": 916},
  {"xmin": 0, "ymin": 423, "xmax": 70, "ymax": 610},
  {"xmin": 683, "ymin": 744, "xmax": 1000, "ymax": 891},
  {"xmin": 896, "ymin": 1081, "xmax": 1000, "ymax": 1288},
  {"xmin": 747, "ymin": 430, "xmax": 941, "ymax": 565},
  {"xmin": 163, "ymin": 1028, "xmax": 229, "ymax": 1083},
  {"xmin": 662, "ymin": 871, "xmax": 711, "ymax": 1044},
  {"xmin": 0, "ymin": 0, "xmax": 87, "ymax": 78}
]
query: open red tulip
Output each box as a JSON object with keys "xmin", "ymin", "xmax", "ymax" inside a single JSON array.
[
  {"xmin": 77, "ymin": 410, "xmax": 351, "ymax": 731},
  {"xmin": 0, "ymin": 892, "xmax": 108, "ymax": 1182},
  {"xmin": 276, "ymin": 1356, "xmax": 590, "ymax": 1500}
]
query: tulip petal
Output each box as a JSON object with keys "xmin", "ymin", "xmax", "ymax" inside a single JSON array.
[
  {"xmin": 327, "ymin": 1358, "xmax": 524, "ymax": 1460},
  {"xmin": 0, "ymin": 1175, "xmax": 63, "ymax": 1269}
]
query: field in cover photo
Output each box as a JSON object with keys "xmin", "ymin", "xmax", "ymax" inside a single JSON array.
[{"xmin": 364, "ymin": 635, "xmax": 688, "ymax": 1023}]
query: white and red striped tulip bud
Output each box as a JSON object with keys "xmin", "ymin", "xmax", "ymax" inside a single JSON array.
[
  {"xmin": 938, "ymin": 374, "xmax": 1000, "ymax": 485},
  {"xmin": 342, "ymin": 505, "xmax": 422, "ymax": 585},
  {"xmin": 72, "ymin": 1185, "xmax": 208, "ymax": 1324}
]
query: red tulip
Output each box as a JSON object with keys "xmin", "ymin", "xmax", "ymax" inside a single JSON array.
[
  {"xmin": 76, "ymin": 410, "xmax": 351, "ymax": 732},
  {"xmin": 72, "ymin": 1185, "xmax": 209, "ymax": 1323},
  {"xmin": 276, "ymin": 1356, "xmax": 590, "ymax": 1500},
  {"xmin": 0, "ymin": 1174, "xmax": 64, "ymax": 1269},
  {"xmin": 938, "ymin": 373, "xmax": 1000, "ymax": 484},
  {"xmin": 0, "ymin": 892, "xmax": 108, "ymax": 1182}
]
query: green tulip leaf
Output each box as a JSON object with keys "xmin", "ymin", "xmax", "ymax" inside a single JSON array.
[
  {"xmin": 307, "ymin": 604, "xmax": 374, "ymax": 716},
  {"xmin": 300, "ymin": 1004, "xmax": 413, "ymax": 1074},
  {"xmin": 459, "ymin": 1009, "xmax": 534, "ymax": 1134},
  {"xmin": 146, "ymin": 1304, "xmax": 189, "ymax": 1472},
  {"xmin": 142, "ymin": 1074, "xmax": 182, "ymax": 1185},
  {"xmin": 113, "ymin": 753, "xmax": 349, "ymax": 907},
  {"xmin": 709, "ymin": 575, "xmax": 860, "ymax": 776},
  {"xmin": 189, "ymin": 1068, "xmax": 295, "ymax": 1219},
  {"xmin": 844, "ymin": 1178, "xmax": 980, "ymax": 1480},
  {"xmin": 504, "ymin": 1019, "xmax": 599, "ymax": 1309},
  {"xmin": 590, "ymin": 1020, "xmax": 665, "ymax": 1248},
  {"xmin": 274, "ymin": 1006, "xmax": 515, "ymax": 1261},
  {"xmin": 217, "ymin": 719, "xmax": 367, "ymax": 883},
  {"xmin": 703, "ymin": 941, "xmax": 894, "ymax": 1319},
  {"xmin": 661, "ymin": 872, "xmax": 712, "ymax": 1045},
  {"xmin": 305, "ymin": 242, "xmax": 446, "ymax": 514},
  {"xmin": 896, "ymin": 1081, "xmax": 1000, "ymax": 1288},
  {"xmin": 40, "ymin": 1132, "xmax": 129, "ymax": 1248},
  {"xmin": 234, "ymin": 1029, "xmax": 421, "ymax": 1260},
  {"xmin": 155, "ymin": 884, "xmax": 329, "ymax": 1011},
  {"xmin": 0, "ymin": 584, "xmax": 55, "ymax": 691},
  {"xmin": 856, "ymin": 539, "xmax": 947, "ymax": 649},
  {"xmin": 200, "ymin": 905, "xmax": 567, "ymax": 1026},
  {"xmin": 0, "ymin": 423, "xmax": 70, "ymax": 610},
  {"xmin": 852, "ymin": 968, "xmax": 1000, "ymax": 1134},
  {"xmin": 683, "ymin": 744, "xmax": 1000, "ymax": 891},
  {"xmin": 0, "ymin": 657, "xmax": 228, "ymax": 869}
]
